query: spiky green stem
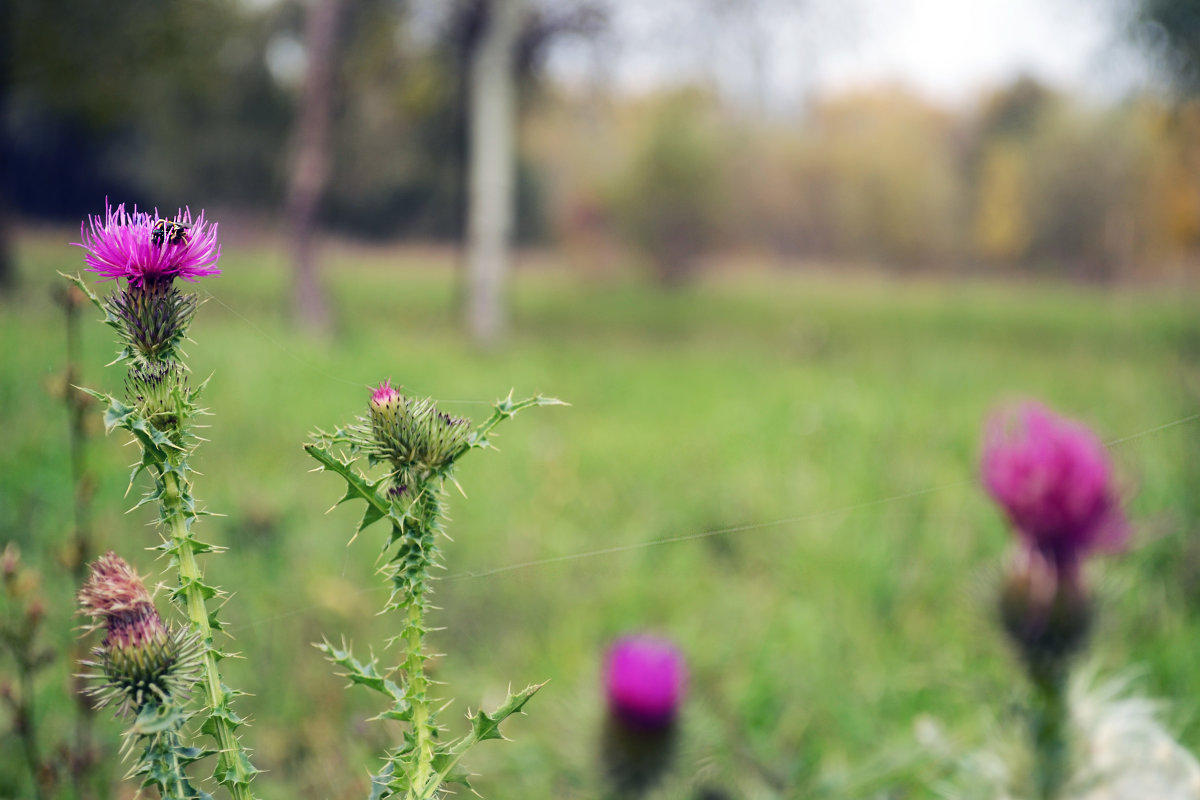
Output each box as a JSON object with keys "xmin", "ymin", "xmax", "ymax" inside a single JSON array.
[
  {"xmin": 402, "ymin": 488, "xmax": 442, "ymax": 799},
  {"xmin": 161, "ymin": 469, "xmax": 257, "ymax": 800}
]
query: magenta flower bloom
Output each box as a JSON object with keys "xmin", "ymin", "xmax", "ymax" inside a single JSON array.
[
  {"xmin": 75, "ymin": 202, "xmax": 221, "ymax": 285},
  {"xmin": 982, "ymin": 402, "xmax": 1128, "ymax": 571},
  {"xmin": 371, "ymin": 379, "xmax": 402, "ymax": 409},
  {"xmin": 604, "ymin": 634, "xmax": 687, "ymax": 730}
]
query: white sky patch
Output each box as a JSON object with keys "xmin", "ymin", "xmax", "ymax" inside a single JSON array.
[
  {"xmin": 816, "ymin": 0, "xmax": 1140, "ymax": 104},
  {"xmin": 545, "ymin": 0, "xmax": 1152, "ymax": 109}
]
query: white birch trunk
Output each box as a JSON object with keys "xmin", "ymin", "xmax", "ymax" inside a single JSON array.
[{"xmin": 465, "ymin": 0, "xmax": 524, "ymax": 345}]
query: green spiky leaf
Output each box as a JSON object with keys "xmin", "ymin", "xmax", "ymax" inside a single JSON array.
[
  {"xmin": 304, "ymin": 443, "xmax": 392, "ymax": 536},
  {"xmin": 427, "ymin": 682, "xmax": 544, "ymax": 793}
]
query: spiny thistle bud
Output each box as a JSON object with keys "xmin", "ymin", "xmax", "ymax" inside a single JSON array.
[
  {"xmin": 1000, "ymin": 549, "xmax": 1092, "ymax": 680},
  {"xmin": 106, "ymin": 281, "xmax": 198, "ymax": 362},
  {"xmin": 601, "ymin": 635, "xmax": 687, "ymax": 796},
  {"xmin": 125, "ymin": 360, "xmax": 188, "ymax": 431},
  {"xmin": 77, "ymin": 552, "xmax": 201, "ymax": 716},
  {"xmin": 367, "ymin": 380, "xmax": 472, "ymax": 473}
]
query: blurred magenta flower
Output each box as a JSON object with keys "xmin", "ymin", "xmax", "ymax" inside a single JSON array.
[
  {"xmin": 604, "ymin": 634, "xmax": 687, "ymax": 730},
  {"xmin": 982, "ymin": 402, "xmax": 1128, "ymax": 573},
  {"xmin": 75, "ymin": 201, "xmax": 221, "ymax": 285}
]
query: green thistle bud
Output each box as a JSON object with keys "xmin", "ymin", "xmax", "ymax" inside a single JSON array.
[
  {"xmin": 77, "ymin": 552, "xmax": 201, "ymax": 716},
  {"xmin": 105, "ymin": 280, "xmax": 198, "ymax": 362},
  {"xmin": 125, "ymin": 361, "xmax": 188, "ymax": 432},
  {"xmin": 367, "ymin": 380, "xmax": 471, "ymax": 473}
]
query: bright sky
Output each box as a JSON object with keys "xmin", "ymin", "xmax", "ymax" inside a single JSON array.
[
  {"xmin": 816, "ymin": 0, "xmax": 1145, "ymax": 104},
  {"xmin": 551, "ymin": 0, "xmax": 1151, "ymax": 109}
]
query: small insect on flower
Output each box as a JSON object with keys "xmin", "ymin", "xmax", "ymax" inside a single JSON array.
[{"xmin": 151, "ymin": 219, "xmax": 191, "ymax": 246}]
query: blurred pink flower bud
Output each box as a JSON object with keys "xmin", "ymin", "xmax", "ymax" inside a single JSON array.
[
  {"xmin": 982, "ymin": 402, "xmax": 1128, "ymax": 573},
  {"xmin": 604, "ymin": 634, "xmax": 687, "ymax": 730}
]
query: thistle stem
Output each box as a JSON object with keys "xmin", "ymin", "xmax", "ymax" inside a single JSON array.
[
  {"xmin": 16, "ymin": 657, "xmax": 45, "ymax": 800},
  {"xmin": 1030, "ymin": 664, "xmax": 1068, "ymax": 800},
  {"xmin": 62, "ymin": 286, "xmax": 100, "ymax": 798},
  {"xmin": 162, "ymin": 470, "xmax": 256, "ymax": 800},
  {"xmin": 405, "ymin": 488, "xmax": 442, "ymax": 800},
  {"xmin": 406, "ymin": 603, "xmax": 434, "ymax": 798}
]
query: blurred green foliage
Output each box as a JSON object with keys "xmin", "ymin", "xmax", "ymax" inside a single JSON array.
[{"xmin": 3, "ymin": 231, "xmax": 1200, "ymax": 797}]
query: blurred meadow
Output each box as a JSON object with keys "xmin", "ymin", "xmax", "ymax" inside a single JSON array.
[{"xmin": 5, "ymin": 1, "xmax": 1200, "ymax": 799}]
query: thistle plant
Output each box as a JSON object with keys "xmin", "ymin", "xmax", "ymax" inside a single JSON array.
[
  {"xmin": 77, "ymin": 552, "xmax": 208, "ymax": 800},
  {"xmin": 600, "ymin": 634, "xmax": 688, "ymax": 798},
  {"xmin": 66, "ymin": 202, "xmax": 259, "ymax": 798},
  {"xmin": 306, "ymin": 381, "xmax": 563, "ymax": 798},
  {"xmin": 981, "ymin": 401, "xmax": 1130, "ymax": 800}
]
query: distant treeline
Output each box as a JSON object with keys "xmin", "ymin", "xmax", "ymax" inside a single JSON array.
[
  {"xmin": 6, "ymin": 0, "xmax": 1200, "ymax": 280},
  {"xmin": 541, "ymin": 79, "xmax": 1200, "ymax": 282}
]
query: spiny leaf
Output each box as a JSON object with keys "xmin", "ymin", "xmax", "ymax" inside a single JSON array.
[
  {"xmin": 367, "ymin": 762, "xmax": 396, "ymax": 800},
  {"xmin": 428, "ymin": 682, "xmax": 544, "ymax": 791},
  {"xmin": 464, "ymin": 393, "xmax": 566, "ymax": 454},
  {"xmin": 304, "ymin": 443, "xmax": 392, "ymax": 536}
]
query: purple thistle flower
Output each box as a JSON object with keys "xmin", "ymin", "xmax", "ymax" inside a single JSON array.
[
  {"xmin": 75, "ymin": 201, "xmax": 221, "ymax": 286},
  {"xmin": 371, "ymin": 379, "xmax": 402, "ymax": 410},
  {"xmin": 982, "ymin": 402, "xmax": 1129, "ymax": 574},
  {"xmin": 604, "ymin": 634, "xmax": 687, "ymax": 730}
]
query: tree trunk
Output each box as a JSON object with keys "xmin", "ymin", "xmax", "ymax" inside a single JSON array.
[
  {"xmin": 465, "ymin": 0, "xmax": 524, "ymax": 346},
  {"xmin": 286, "ymin": 0, "xmax": 343, "ymax": 337}
]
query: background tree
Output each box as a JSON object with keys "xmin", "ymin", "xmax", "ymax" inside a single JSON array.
[
  {"xmin": 465, "ymin": 0, "xmax": 526, "ymax": 345},
  {"xmin": 285, "ymin": 0, "xmax": 345, "ymax": 337}
]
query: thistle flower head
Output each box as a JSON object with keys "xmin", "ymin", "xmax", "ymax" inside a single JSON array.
[
  {"xmin": 982, "ymin": 402, "xmax": 1128, "ymax": 572},
  {"xmin": 77, "ymin": 552, "xmax": 201, "ymax": 716},
  {"xmin": 604, "ymin": 634, "xmax": 687, "ymax": 730},
  {"xmin": 78, "ymin": 551, "xmax": 155, "ymax": 624},
  {"xmin": 366, "ymin": 382, "xmax": 472, "ymax": 473},
  {"xmin": 75, "ymin": 201, "xmax": 221, "ymax": 287}
]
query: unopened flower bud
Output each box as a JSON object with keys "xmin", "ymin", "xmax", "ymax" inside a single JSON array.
[
  {"xmin": 77, "ymin": 552, "xmax": 200, "ymax": 715},
  {"xmin": 2, "ymin": 543, "xmax": 19, "ymax": 580},
  {"xmin": 125, "ymin": 361, "xmax": 187, "ymax": 431},
  {"xmin": 367, "ymin": 381, "xmax": 471, "ymax": 472}
]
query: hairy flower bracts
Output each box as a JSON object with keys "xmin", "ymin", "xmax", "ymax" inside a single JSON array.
[
  {"xmin": 981, "ymin": 401, "xmax": 1131, "ymax": 800},
  {"xmin": 65, "ymin": 202, "xmax": 259, "ymax": 800},
  {"xmin": 77, "ymin": 552, "xmax": 210, "ymax": 800},
  {"xmin": 307, "ymin": 383, "xmax": 563, "ymax": 799}
]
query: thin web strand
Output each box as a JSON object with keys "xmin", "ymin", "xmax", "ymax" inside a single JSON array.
[{"xmin": 229, "ymin": 409, "xmax": 1200, "ymax": 633}]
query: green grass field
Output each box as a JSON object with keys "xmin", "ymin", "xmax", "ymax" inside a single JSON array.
[{"xmin": 3, "ymin": 232, "xmax": 1200, "ymax": 799}]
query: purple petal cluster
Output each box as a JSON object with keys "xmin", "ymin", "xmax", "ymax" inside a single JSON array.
[
  {"xmin": 604, "ymin": 634, "xmax": 687, "ymax": 730},
  {"xmin": 75, "ymin": 202, "xmax": 221, "ymax": 285},
  {"xmin": 982, "ymin": 402, "xmax": 1128, "ymax": 572}
]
